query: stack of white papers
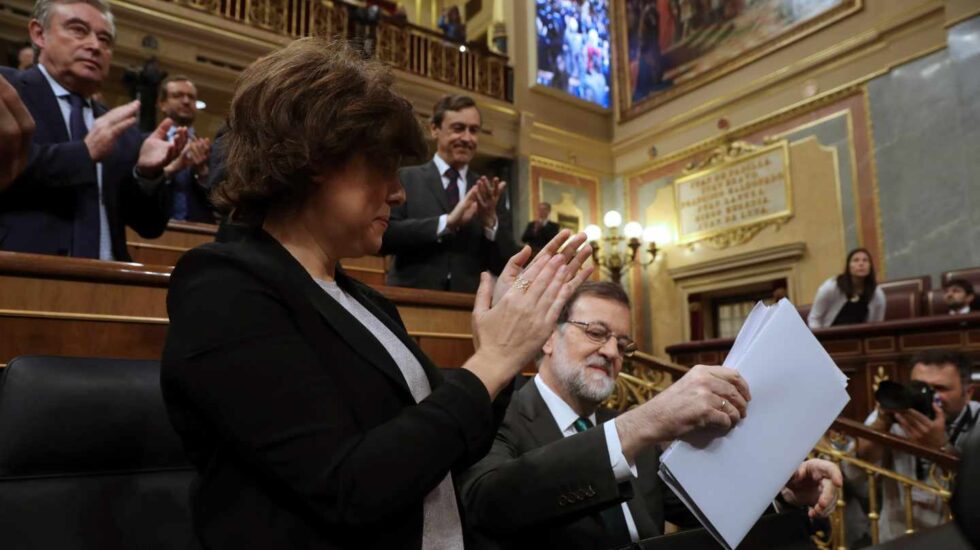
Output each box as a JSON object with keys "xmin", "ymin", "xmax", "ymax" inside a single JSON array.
[{"xmin": 658, "ymin": 299, "xmax": 849, "ymax": 549}]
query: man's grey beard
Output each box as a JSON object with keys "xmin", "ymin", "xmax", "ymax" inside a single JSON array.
[{"xmin": 551, "ymin": 337, "xmax": 616, "ymax": 405}]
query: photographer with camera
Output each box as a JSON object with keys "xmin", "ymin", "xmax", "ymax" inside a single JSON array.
[{"xmin": 854, "ymin": 350, "xmax": 978, "ymax": 541}]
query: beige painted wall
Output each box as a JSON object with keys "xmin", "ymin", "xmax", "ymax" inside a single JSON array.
[{"xmin": 634, "ymin": 138, "xmax": 847, "ymax": 354}]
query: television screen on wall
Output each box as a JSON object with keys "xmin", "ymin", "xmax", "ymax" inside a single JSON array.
[{"xmin": 535, "ymin": 0, "xmax": 612, "ymax": 108}]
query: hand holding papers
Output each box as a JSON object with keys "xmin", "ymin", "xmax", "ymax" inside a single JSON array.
[{"xmin": 658, "ymin": 299, "xmax": 850, "ymax": 549}]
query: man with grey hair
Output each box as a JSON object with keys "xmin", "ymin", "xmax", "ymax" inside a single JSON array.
[
  {"xmin": 0, "ymin": 0, "xmax": 184, "ymax": 260},
  {"xmin": 459, "ymin": 281, "xmax": 842, "ymax": 549}
]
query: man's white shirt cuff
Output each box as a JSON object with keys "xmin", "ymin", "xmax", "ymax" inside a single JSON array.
[
  {"xmin": 603, "ymin": 420, "xmax": 638, "ymax": 480},
  {"xmin": 483, "ymin": 218, "xmax": 498, "ymax": 241},
  {"xmin": 437, "ymin": 214, "xmax": 449, "ymax": 238}
]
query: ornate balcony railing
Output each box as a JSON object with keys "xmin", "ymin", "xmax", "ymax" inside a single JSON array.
[
  {"xmin": 374, "ymin": 17, "xmax": 510, "ymax": 103},
  {"xmin": 608, "ymin": 354, "xmax": 961, "ymax": 549},
  {"xmin": 162, "ymin": 0, "xmax": 512, "ymax": 101}
]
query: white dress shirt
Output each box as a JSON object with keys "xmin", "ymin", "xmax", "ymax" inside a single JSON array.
[
  {"xmin": 431, "ymin": 154, "xmax": 498, "ymax": 240},
  {"xmin": 951, "ymin": 305, "xmax": 971, "ymax": 315},
  {"xmin": 37, "ymin": 63, "xmax": 113, "ymax": 261},
  {"xmin": 534, "ymin": 376, "xmax": 641, "ymax": 542}
]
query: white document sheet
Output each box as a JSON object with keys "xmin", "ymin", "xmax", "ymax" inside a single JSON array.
[{"xmin": 658, "ymin": 299, "xmax": 850, "ymax": 549}]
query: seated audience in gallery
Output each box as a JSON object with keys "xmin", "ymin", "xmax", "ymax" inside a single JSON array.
[
  {"xmin": 459, "ymin": 281, "xmax": 842, "ymax": 549},
  {"xmin": 943, "ymin": 278, "xmax": 975, "ymax": 315},
  {"xmin": 160, "ymin": 37, "xmax": 594, "ymax": 548},
  {"xmin": 438, "ymin": 5, "xmax": 466, "ymax": 44},
  {"xmin": 807, "ymin": 248, "xmax": 886, "ymax": 328}
]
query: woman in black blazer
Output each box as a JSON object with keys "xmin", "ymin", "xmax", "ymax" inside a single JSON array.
[{"xmin": 161, "ymin": 38, "xmax": 592, "ymax": 549}]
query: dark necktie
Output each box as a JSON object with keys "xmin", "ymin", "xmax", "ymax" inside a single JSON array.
[
  {"xmin": 444, "ymin": 167, "xmax": 460, "ymax": 209},
  {"xmin": 571, "ymin": 415, "xmax": 632, "ymax": 545},
  {"xmin": 67, "ymin": 93, "xmax": 100, "ymax": 258},
  {"xmin": 572, "ymin": 417, "xmax": 593, "ymax": 433}
]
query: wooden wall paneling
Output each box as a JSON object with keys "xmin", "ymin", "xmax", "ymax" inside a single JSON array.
[
  {"xmin": 0, "ymin": 251, "xmax": 476, "ymax": 369},
  {"xmin": 667, "ymin": 313, "xmax": 980, "ymax": 420},
  {"xmin": 415, "ymin": 335, "xmax": 475, "ymax": 369},
  {"xmin": 0, "ymin": 312, "xmax": 168, "ymax": 364},
  {"xmin": 126, "ymin": 222, "xmax": 388, "ymax": 286}
]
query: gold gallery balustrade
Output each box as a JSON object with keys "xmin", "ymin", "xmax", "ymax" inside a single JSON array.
[
  {"xmin": 163, "ymin": 0, "xmax": 511, "ymax": 102},
  {"xmin": 612, "ymin": 356, "xmax": 959, "ymax": 549}
]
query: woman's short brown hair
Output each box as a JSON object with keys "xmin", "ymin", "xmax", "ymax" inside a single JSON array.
[{"xmin": 214, "ymin": 38, "xmax": 427, "ymax": 223}]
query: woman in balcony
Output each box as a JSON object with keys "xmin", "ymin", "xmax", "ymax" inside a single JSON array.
[
  {"xmin": 160, "ymin": 37, "xmax": 593, "ymax": 548},
  {"xmin": 808, "ymin": 247, "xmax": 886, "ymax": 329},
  {"xmin": 438, "ymin": 5, "xmax": 466, "ymax": 43}
]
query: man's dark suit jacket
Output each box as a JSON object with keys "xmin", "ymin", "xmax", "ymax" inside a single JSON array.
[
  {"xmin": 161, "ymin": 228, "xmax": 507, "ymax": 549},
  {"xmin": 521, "ymin": 219, "xmax": 560, "ymax": 253},
  {"xmin": 169, "ymin": 165, "xmax": 216, "ymax": 223},
  {"xmin": 140, "ymin": 129, "xmax": 216, "ymax": 224},
  {"xmin": 0, "ymin": 66, "xmax": 170, "ymax": 261},
  {"xmin": 381, "ymin": 160, "xmax": 515, "ymax": 293},
  {"xmin": 458, "ymin": 378, "xmax": 696, "ymax": 549}
]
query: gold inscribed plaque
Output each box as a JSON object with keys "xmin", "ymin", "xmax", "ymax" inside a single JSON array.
[{"xmin": 674, "ymin": 141, "xmax": 792, "ymax": 247}]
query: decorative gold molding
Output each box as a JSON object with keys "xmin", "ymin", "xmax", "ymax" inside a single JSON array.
[
  {"xmin": 666, "ymin": 242, "xmax": 806, "ymax": 281},
  {"xmin": 530, "ymin": 120, "xmax": 611, "ymax": 148},
  {"xmin": 621, "ymin": 80, "xmax": 865, "ymax": 179},
  {"xmin": 530, "ymin": 84, "xmax": 611, "ymax": 115},
  {"xmin": 0, "ymin": 309, "xmax": 168, "ymax": 324},
  {"xmin": 944, "ymin": 6, "xmax": 980, "ymax": 29},
  {"xmin": 613, "ymin": 1, "xmax": 946, "ymax": 159},
  {"xmin": 529, "ymin": 155, "xmax": 605, "ymax": 179},
  {"xmin": 861, "ymin": 85, "xmax": 886, "ymax": 278},
  {"xmin": 673, "ymin": 140, "xmax": 793, "ymax": 248},
  {"xmin": 873, "ymin": 365, "xmax": 889, "ymax": 392}
]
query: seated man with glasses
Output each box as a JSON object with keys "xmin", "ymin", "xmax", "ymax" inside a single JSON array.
[{"xmin": 458, "ymin": 281, "xmax": 841, "ymax": 549}]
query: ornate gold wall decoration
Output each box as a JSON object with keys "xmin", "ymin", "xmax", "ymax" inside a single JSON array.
[
  {"xmin": 872, "ymin": 365, "xmax": 889, "ymax": 392},
  {"xmin": 673, "ymin": 140, "xmax": 793, "ymax": 249}
]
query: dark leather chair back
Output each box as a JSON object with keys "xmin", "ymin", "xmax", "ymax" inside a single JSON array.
[
  {"xmin": 924, "ymin": 289, "xmax": 950, "ymax": 316},
  {"xmin": 942, "ymin": 267, "xmax": 980, "ymax": 291},
  {"xmin": 878, "ymin": 276, "xmax": 931, "ymax": 320},
  {"xmin": 0, "ymin": 356, "xmax": 198, "ymax": 549}
]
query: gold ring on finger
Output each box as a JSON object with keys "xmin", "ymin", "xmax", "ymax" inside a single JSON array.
[
  {"xmin": 514, "ymin": 277, "xmax": 530, "ymax": 294},
  {"xmin": 720, "ymin": 400, "xmax": 727, "ymax": 410}
]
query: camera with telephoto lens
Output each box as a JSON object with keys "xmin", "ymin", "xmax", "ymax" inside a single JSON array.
[{"xmin": 874, "ymin": 380, "xmax": 936, "ymax": 419}]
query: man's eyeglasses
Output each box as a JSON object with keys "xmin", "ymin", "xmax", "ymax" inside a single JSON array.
[{"xmin": 564, "ymin": 320, "xmax": 637, "ymax": 357}]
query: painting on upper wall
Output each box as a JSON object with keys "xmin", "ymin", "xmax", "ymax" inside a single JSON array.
[
  {"xmin": 615, "ymin": 0, "xmax": 862, "ymax": 120},
  {"xmin": 535, "ymin": 0, "xmax": 613, "ymax": 108}
]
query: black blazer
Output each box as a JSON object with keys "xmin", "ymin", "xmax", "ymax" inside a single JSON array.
[
  {"xmin": 520, "ymin": 220, "xmax": 560, "ymax": 253},
  {"xmin": 458, "ymin": 379, "xmax": 697, "ymax": 549},
  {"xmin": 161, "ymin": 228, "xmax": 507, "ymax": 549},
  {"xmin": 0, "ymin": 66, "xmax": 170, "ymax": 260},
  {"xmin": 381, "ymin": 161, "xmax": 516, "ymax": 293}
]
